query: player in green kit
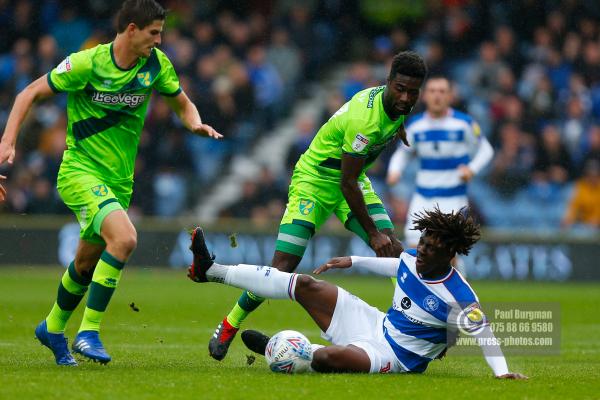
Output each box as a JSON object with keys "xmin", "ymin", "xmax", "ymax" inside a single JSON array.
[
  {"xmin": 196, "ymin": 51, "xmax": 427, "ymax": 360},
  {"xmin": 0, "ymin": 0, "xmax": 221, "ymax": 366}
]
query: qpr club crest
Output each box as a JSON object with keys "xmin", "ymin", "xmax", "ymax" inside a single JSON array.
[{"xmin": 423, "ymin": 295, "xmax": 439, "ymax": 312}]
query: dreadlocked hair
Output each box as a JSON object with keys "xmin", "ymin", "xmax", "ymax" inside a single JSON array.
[{"xmin": 411, "ymin": 207, "xmax": 481, "ymax": 256}]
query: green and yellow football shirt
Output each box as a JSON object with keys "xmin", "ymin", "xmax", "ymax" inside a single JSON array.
[
  {"xmin": 48, "ymin": 42, "xmax": 181, "ymax": 184},
  {"xmin": 295, "ymin": 85, "xmax": 406, "ymax": 181}
]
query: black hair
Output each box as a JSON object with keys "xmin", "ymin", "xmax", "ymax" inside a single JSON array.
[
  {"xmin": 412, "ymin": 207, "xmax": 480, "ymax": 256},
  {"xmin": 116, "ymin": 0, "xmax": 166, "ymax": 33},
  {"xmin": 388, "ymin": 51, "xmax": 428, "ymax": 81}
]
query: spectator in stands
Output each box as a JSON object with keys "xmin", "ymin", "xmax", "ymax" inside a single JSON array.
[
  {"xmin": 267, "ymin": 27, "xmax": 301, "ymax": 110},
  {"xmin": 532, "ymin": 123, "xmax": 574, "ymax": 185},
  {"xmin": 470, "ymin": 41, "xmax": 509, "ymax": 101},
  {"xmin": 489, "ymin": 122, "xmax": 535, "ymax": 197},
  {"xmin": 246, "ymin": 45, "xmax": 284, "ymax": 130},
  {"xmin": 2, "ymin": 1, "xmax": 600, "ymax": 230},
  {"xmin": 341, "ymin": 61, "xmax": 373, "ymax": 100},
  {"xmin": 562, "ymin": 159, "xmax": 600, "ymax": 230},
  {"xmin": 286, "ymin": 114, "xmax": 316, "ymax": 174},
  {"xmin": 581, "ymin": 125, "xmax": 600, "ymax": 170},
  {"xmin": 561, "ymin": 95, "xmax": 592, "ymax": 162},
  {"xmin": 495, "ymin": 26, "xmax": 524, "ymax": 76}
]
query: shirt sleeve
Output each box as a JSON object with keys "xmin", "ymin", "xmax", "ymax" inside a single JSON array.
[
  {"xmin": 47, "ymin": 49, "xmax": 93, "ymax": 93},
  {"xmin": 350, "ymin": 256, "xmax": 399, "ymax": 277},
  {"xmin": 342, "ymin": 118, "xmax": 379, "ymax": 157},
  {"xmin": 475, "ymin": 325, "xmax": 510, "ymax": 376},
  {"xmin": 153, "ymin": 50, "xmax": 182, "ymax": 97},
  {"xmin": 465, "ymin": 118, "xmax": 483, "ymax": 146}
]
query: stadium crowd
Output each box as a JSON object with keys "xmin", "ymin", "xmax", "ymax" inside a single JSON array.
[{"xmin": 1, "ymin": 0, "xmax": 599, "ymax": 233}]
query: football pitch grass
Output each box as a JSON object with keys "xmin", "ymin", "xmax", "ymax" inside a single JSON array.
[{"xmin": 1, "ymin": 266, "xmax": 599, "ymax": 400}]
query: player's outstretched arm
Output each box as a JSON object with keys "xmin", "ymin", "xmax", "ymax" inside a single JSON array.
[
  {"xmin": 474, "ymin": 325, "xmax": 528, "ymax": 380},
  {"xmin": 163, "ymin": 91, "xmax": 223, "ymax": 139},
  {"xmin": 314, "ymin": 256, "xmax": 399, "ymax": 277},
  {"xmin": 0, "ymin": 75, "xmax": 55, "ymax": 166}
]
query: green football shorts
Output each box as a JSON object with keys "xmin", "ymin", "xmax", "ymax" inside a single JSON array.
[
  {"xmin": 276, "ymin": 171, "xmax": 394, "ymax": 256},
  {"xmin": 57, "ymin": 168, "xmax": 132, "ymax": 244}
]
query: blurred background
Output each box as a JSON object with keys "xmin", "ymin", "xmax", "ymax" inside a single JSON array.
[{"xmin": 0, "ymin": 0, "xmax": 598, "ymax": 279}]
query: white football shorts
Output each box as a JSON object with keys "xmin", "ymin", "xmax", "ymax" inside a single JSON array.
[{"xmin": 321, "ymin": 287, "xmax": 406, "ymax": 374}]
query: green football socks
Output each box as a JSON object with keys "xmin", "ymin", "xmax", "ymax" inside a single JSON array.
[
  {"xmin": 45, "ymin": 262, "xmax": 91, "ymax": 333},
  {"xmin": 226, "ymin": 291, "xmax": 265, "ymax": 328},
  {"xmin": 79, "ymin": 251, "xmax": 125, "ymax": 332}
]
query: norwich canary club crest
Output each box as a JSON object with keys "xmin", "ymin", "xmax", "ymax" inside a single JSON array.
[
  {"xmin": 91, "ymin": 184, "xmax": 108, "ymax": 197},
  {"xmin": 299, "ymin": 199, "xmax": 315, "ymax": 215},
  {"xmin": 137, "ymin": 71, "xmax": 151, "ymax": 87}
]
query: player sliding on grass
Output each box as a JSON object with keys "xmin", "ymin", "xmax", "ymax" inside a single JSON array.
[
  {"xmin": 0, "ymin": 0, "xmax": 221, "ymax": 366},
  {"xmin": 189, "ymin": 208, "xmax": 527, "ymax": 378},
  {"xmin": 208, "ymin": 51, "xmax": 427, "ymax": 360}
]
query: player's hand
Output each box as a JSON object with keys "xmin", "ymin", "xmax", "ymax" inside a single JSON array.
[
  {"xmin": 369, "ymin": 231, "xmax": 394, "ymax": 257},
  {"xmin": 313, "ymin": 257, "xmax": 352, "ymax": 274},
  {"xmin": 191, "ymin": 123, "xmax": 223, "ymax": 139},
  {"xmin": 0, "ymin": 141, "xmax": 16, "ymax": 165},
  {"xmin": 458, "ymin": 164, "xmax": 474, "ymax": 182},
  {"xmin": 0, "ymin": 175, "xmax": 6, "ymax": 202},
  {"xmin": 496, "ymin": 373, "xmax": 528, "ymax": 380}
]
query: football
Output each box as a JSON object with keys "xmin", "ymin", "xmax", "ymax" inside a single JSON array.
[{"xmin": 264, "ymin": 330, "xmax": 313, "ymax": 373}]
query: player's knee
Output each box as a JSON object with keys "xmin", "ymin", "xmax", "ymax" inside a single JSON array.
[
  {"xmin": 271, "ymin": 251, "xmax": 302, "ymax": 273},
  {"xmin": 311, "ymin": 347, "xmax": 345, "ymax": 372},
  {"xmin": 121, "ymin": 231, "xmax": 138, "ymax": 255},
  {"xmin": 295, "ymin": 275, "xmax": 323, "ymax": 295},
  {"xmin": 109, "ymin": 229, "xmax": 137, "ymax": 257}
]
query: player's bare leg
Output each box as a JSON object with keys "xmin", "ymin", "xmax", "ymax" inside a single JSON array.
[
  {"xmin": 73, "ymin": 240, "xmax": 106, "ymax": 278},
  {"xmin": 100, "ymin": 210, "xmax": 138, "ymax": 262},
  {"xmin": 72, "ymin": 210, "xmax": 137, "ymax": 364},
  {"xmin": 207, "ymin": 249, "xmax": 302, "ymax": 361},
  {"xmin": 271, "ymin": 250, "xmax": 302, "ymax": 272},
  {"xmin": 190, "ymin": 228, "xmax": 371, "ymax": 372},
  {"xmin": 293, "ymin": 275, "xmax": 371, "ymax": 372}
]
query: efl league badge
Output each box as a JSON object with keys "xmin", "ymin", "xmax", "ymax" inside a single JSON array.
[{"xmin": 351, "ymin": 133, "xmax": 369, "ymax": 152}]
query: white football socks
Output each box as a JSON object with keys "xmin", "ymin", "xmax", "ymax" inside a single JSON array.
[{"xmin": 207, "ymin": 263, "xmax": 298, "ymax": 300}]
